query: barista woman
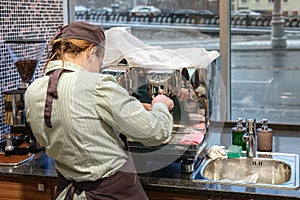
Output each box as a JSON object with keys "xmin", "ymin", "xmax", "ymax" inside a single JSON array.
[{"xmin": 25, "ymin": 21, "xmax": 174, "ymax": 199}]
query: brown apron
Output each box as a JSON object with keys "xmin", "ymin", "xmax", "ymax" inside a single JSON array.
[{"xmin": 55, "ymin": 159, "xmax": 149, "ymax": 200}]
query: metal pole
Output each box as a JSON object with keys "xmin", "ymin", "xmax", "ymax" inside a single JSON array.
[
  {"xmin": 271, "ymin": 0, "xmax": 287, "ymax": 49},
  {"xmin": 219, "ymin": 0, "xmax": 231, "ymax": 121}
]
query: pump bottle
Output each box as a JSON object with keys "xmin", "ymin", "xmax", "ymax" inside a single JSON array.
[
  {"xmin": 257, "ymin": 119, "xmax": 273, "ymax": 152},
  {"xmin": 232, "ymin": 118, "xmax": 246, "ymax": 150}
]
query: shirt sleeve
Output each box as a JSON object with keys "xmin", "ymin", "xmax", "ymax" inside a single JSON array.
[{"xmin": 94, "ymin": 75, "xmax": 173, "ymax": 146}]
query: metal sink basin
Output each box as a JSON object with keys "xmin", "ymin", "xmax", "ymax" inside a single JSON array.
[{"xmin": 192, "ymin": 152, "xmax": 299, "ymax": 190}]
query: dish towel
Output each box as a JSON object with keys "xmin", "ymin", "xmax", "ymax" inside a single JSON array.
[
  {"xmin": 178, "ymin": 123, "xmax": 206, "ymax": 145},
  {"xmin": 207, "ymin": 145, "xmax": 227, "ymax": 160}
]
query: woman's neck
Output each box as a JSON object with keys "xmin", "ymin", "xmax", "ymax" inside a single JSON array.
[{"xmin": 62, "ymin": 52, "xmax": 87, "ymax": 69}]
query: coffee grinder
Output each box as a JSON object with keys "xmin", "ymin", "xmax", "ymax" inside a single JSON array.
[{"xmin": 1, "ymin": 39, "xmax": 46, "ymax": 154}]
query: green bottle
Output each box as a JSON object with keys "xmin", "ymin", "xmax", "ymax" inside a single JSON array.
[{"xmin": 232, "ymin": 118, "xmax": 246, "ymax": 150}]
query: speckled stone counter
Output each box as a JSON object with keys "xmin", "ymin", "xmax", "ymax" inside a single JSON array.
[
  {"xmin": 0, "ymin": 122, "xmax": 299, "ymax": 199},
  {"xmin": 0, "ymin": 151, "xmax": 56, "ymax": 178}
]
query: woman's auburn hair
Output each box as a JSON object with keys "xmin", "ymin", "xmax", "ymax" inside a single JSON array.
[{"xmin": 44, "ymin": 38, "xmax": 104, "ymax": 71}]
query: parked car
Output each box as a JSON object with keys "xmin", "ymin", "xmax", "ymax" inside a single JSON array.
[
  {"xmin": 75, "ymin": 5, "xmax": 90, "ymax": 12},
  {"xmin": 130, "ymin": 6, "xmax": 161, "ymax": 16},
  {"xmin": 232, "ymin": 10, "xmax": 262, "ymax": 16},
  {"xmin": 195, "ymin": 10, "xmax": 214, "ymax": 15},
  {"xmin": 173, "ymin": 9, "xmax": 214, "ymax": 16},
  {"xmin": 174, "ymin": 9, "xmax": 196, "ymax": 15}
]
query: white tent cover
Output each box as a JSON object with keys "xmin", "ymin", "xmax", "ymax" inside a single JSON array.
[{"xmin": 103, "ymin": 27, "xmax": 220, "ymax": 70}]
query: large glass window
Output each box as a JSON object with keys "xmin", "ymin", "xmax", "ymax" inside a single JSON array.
[
  {"xmin": 230, "ymin": 0, "xmax": 300, "ymax": 124},
  {"xmin": 71, "ymin": 0, "xmax": 300, "ymax": 125}
]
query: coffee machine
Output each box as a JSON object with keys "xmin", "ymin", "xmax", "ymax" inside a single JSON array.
[
  {"xmin": 102, "ymin": 63, "xmax": 212, "ymax": 173},
  {"xmin": 1, "ymin": 39, "xmax": 46, "ymax": 155}
]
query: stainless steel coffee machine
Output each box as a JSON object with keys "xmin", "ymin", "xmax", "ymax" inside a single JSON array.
[
  {"xmin": 102, "ymin": 62, "xmax": 217, "ymax": 173},
  {"xmin": 1, "ymin": 39, "xmax": 46, "ymax": 155}
]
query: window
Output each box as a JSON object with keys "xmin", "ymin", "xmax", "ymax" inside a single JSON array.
[
  {"xmin": 230, "ymin": 0, "xmax": 300, "ymax": 124},
  {"xmin": 71, "ymin": 0, "xmax": 300, "ymax": 125}
]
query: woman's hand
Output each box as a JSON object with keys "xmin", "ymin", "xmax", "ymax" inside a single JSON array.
[{"xmin": 142, "ymin": 103, "xmax": 152, "ymax": 111}]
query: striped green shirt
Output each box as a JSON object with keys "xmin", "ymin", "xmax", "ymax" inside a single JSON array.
[{"xmin": 25, "ymin": 60, "xmax": 173, "ymax": 182}]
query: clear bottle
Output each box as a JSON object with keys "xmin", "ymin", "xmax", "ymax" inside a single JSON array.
[
  {"xmin": 257, "ymin": 119, "xmax": 273, "ymax": 152},
  {"xmin": 232, "ymin": 118, "xmax": 246, "ymax": 150}
]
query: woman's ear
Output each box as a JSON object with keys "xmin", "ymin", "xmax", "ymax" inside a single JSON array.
[
  {"xmin": 87, "ymin": 46, "xmax": 96, "ymax": 58},
  {"xmin": 91, "ymin": 48, "xmax": 96, "ymax": 55}
]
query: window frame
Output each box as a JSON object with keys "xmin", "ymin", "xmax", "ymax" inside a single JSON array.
[{"xmin": 219, "ymin": 0, "xmax": 232, "ymax": 121}]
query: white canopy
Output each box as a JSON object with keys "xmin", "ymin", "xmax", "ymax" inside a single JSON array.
[{"xmin": 103, "ymin": 27, "xmax": 220, "ymax": 70}]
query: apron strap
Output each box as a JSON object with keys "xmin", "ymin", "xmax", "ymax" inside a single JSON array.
[{"xmin": 44, "ymin": 68, "xmax": 72, "ymax": 128}]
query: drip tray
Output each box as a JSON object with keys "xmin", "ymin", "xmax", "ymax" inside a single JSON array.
[{"xmin": 0, "ymin": 153, "xmax": 34, "ymax": 166}]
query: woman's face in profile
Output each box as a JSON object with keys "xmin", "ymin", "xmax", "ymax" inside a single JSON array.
[
  {"xmin": 88, "ymin": 46, "xmax": 105, "ymax": 73},
  {"xmin": 91, "ymin": 54, "xmax": 104, "ymax": 73}
]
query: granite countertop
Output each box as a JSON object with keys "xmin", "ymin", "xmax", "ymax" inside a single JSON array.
[{"xmin": 0, "ymin": 122, "xmax": 299, "ymax": 199}]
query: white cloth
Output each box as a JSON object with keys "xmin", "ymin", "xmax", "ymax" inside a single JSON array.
[
  {"xmin": 103, "ymin": 27, "xmax": 220, "ymax": 70},
  {"xmin": 207, "ymin": 145, "xmax": 227, "ymax": 160}
]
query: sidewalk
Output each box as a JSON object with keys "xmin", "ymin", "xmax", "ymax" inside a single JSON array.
[
  {"xmin": 232, "ymin": 39, "xmax": 300, "ymax": 51},
  {"xmin": 192, "ymin": 38, "xmax": 300, "ymax": 51}
]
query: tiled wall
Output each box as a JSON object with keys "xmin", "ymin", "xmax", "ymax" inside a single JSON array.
[{"xmin": 0, "ymin": 0, "xmax": 64, "ymax": 134}]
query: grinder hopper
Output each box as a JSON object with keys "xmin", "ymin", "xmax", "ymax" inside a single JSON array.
[{"xmin": 5, "ymin": 39, "xmax": 46, "ymax": 89}]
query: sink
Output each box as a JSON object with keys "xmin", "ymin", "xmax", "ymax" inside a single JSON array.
[{"xmin": 192, "ymin": 152, "xmax": 300, "ymax": 190}]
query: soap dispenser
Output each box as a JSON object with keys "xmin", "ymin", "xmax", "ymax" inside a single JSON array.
[
  {"xmin": 257, "ymin": 119, "xmax": 273, "ymax": 152},
  {"xmin": 232, "ymin": 118, "xmax": 246, "ymax": 150}
]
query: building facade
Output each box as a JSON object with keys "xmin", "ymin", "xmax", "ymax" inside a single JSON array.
[{"xmin": 232, "ymin": 0, "xmax": 300, "ymax": 16}]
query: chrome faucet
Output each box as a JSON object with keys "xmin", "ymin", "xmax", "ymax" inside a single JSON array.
[{"xmin": 243, "ymin": 119, "xmax": 256, "ymax": 158}]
